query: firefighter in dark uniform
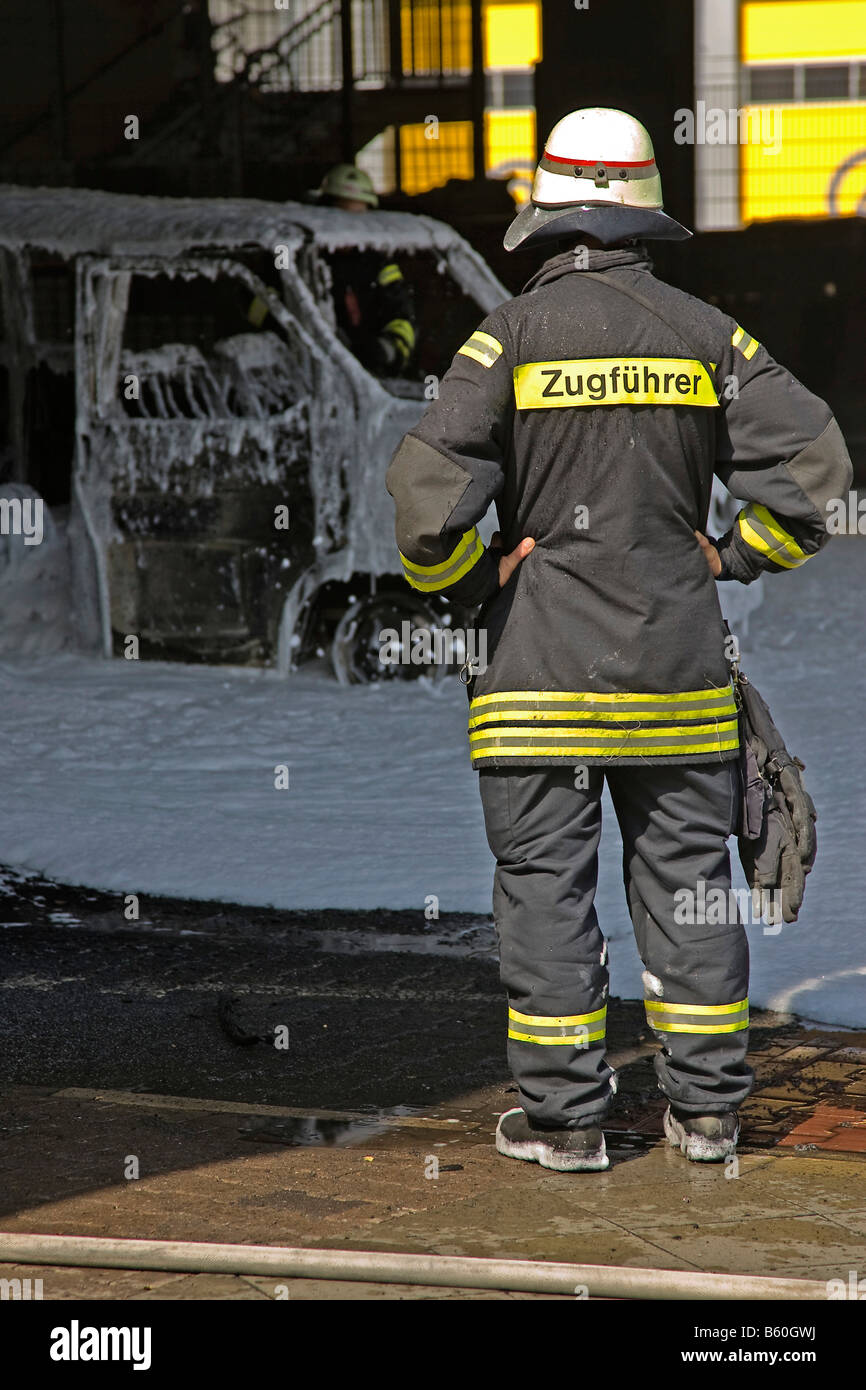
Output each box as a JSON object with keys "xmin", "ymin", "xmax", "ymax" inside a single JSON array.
[
  {"xmin": 386, "ymin": 108, "xmax": 853, "ymax": 1171},
  {"xmin": 316, "ymin": 164, "xmax": 416, "ymax": 376}
]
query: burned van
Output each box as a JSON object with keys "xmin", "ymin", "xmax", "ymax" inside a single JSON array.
[{"xmin": 0, "ymin": 186, "xmax": 509, "ymax": 679}]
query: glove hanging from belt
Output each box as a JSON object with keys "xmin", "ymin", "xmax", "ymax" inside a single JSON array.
[{"xmin": 734, "ymin": 668, "xmax": 817, "ymax": 924}]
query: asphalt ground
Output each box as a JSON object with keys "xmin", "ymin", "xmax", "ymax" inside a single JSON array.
[{"xmin": 0, "ymin": 867, "xmax": 514, "ymax": 1109}]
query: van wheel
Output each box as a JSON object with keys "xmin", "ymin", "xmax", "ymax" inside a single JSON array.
[{"xmin": 331, "ymin": 591, "xmax": 453, "ymax": 685}]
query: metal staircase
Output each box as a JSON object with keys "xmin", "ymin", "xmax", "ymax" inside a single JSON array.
[
  {"xmin": 113, "ymin": 0, "xmax": 482, "ymax": 195},
  {"xmin": 0, "ymin": 0, "xmax": 483, "ymax": 199}
]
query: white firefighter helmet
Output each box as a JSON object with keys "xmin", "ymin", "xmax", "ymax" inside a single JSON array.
[
  {"xmin": 504, "ymin": 107, "xmax": 691, "ymax": 251},
  {"xmin": 315, "ymin": 163, "xmax": 379, "ymax": 208}
]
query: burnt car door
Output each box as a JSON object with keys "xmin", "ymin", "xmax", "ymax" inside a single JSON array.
[{"xmin": 73, "ymin": 250, "xmax": 345, "ymax": 663}]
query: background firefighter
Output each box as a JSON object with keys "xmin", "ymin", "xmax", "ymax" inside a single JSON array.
[
  {"xmin": 315, "ymin": 163, "xmax": 417, "ymax": 377},
  {"xmin": 386, "ymin": 107, "xmax": 853, "ymax": 1173}
]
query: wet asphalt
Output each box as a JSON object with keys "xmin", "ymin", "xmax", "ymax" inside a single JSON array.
[{"xmin": 0, "ymin": 868, "xmax": 514, "ymax": 1111}]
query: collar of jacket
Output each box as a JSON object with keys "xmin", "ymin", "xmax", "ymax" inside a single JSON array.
[{"xmin": 522, "ymin": 244, "xmax": 652, "ymax": 294}]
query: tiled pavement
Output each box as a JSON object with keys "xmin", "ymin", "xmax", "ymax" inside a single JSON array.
[{"xmin": 608, "ymin": 1034, "xmax": 866, "ymax": 1153}]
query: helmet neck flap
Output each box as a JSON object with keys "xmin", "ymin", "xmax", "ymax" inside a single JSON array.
[{"xmin": 505, "ymin": 201, "xmax": 690, "ymax": 251}]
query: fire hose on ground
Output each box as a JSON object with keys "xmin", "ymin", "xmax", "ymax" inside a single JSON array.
[{"xmin": 0, "ymin": 1232, "xmax": 830, "ymax": 1300}]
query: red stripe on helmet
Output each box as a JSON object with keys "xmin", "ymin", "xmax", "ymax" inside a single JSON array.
[{"xmin": 543, "ymin": 152, "xmax": 656, "ymax": 167}]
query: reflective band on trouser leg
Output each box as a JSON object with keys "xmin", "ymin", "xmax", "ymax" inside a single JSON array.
[
  {"xmin": 645, "ymin": 998, "xmax": 749, "ymax": 1034},
  {"xmin": 736, "ymin": 503, "xmax": 812, "ymax": 569},
  {"xmin": 508, "ymin": 1005, "xmax": 607, "ymax": 1046},
  {"xmin": 399, "ymin": 526, "xmax": 484, "ymax": 592}
]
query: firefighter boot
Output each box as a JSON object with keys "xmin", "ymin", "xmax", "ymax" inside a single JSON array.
[
  {"xmin": 664, "ymin": 1105, "xmax": 739, "ymax": 1163},
  {"xmin": 495, "ymin": 1108, "xmax": 609, "ymax": 1172}
]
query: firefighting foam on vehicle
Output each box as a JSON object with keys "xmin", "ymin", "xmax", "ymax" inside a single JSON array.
[{"xmin": 0, "ymin": 185, "xmax": 507, "ymax": 677}]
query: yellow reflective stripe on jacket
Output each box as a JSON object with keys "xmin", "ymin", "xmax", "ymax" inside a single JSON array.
[
  {"xmin": 471, "ymin": 704, "xmax": 737, "ymax": 726},
  {"xmin": 645, "ymin": 998, "xmax": 749, "ymax": 1034},
  {"xmin": 469, "ymin": 685, "xmax": 738, "ymax": 728},
  {"xmin": 508, "ymin": 1004, "xmax": 606, "ymax": 1045},
  {"xmin": 470, "ymin": 722, "xmax": 739, "ymax": 761},
  {"xmin": 469, "ymin": 722, "xmax": 739, "ymax": 742},
  {"xmin": 457, "ymin": 330, "xmax": 503, "ymax": 368},
  {"xmin": 384, "ymin": 317, "xmax": 415, "ymax": 354},
  {"xmin": 469, "ymin": 686, "xmax": 733, "ymax": 711},
  {"xmin": 737, "ymin": 503, "xmax": 812, "ymax": 569},
  {"xmin": 378, "ymin": 262, "xmax": 403, "ymax": 287},
  {"xmin": 513, "ymin": 357, "xmax": 718, "ymax": 409},
  {"xmin": 471, "ymin": 686, "xmax": 737, "ymax": 710},
  {"xmin": 247, "ymin": 295, "xmax": 270, "ymax": 327},
  {"xmin": 731, "ymin": 324, "xmax": 760, "ymax": 360},
  {"xmin": 469, "ymin": 684, "xmax": 739, "ymax": 761},
  {"xmin": 400, "ymin": 526, "xmax": 483, "ymax": 592}
]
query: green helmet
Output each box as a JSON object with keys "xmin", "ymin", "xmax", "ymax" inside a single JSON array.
[{"xmin": 317, "ymin": 164, "xmax": 379, "ymax": 208}]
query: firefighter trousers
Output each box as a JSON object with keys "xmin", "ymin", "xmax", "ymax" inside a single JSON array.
[{"xmin": 478, "ymin": 761, "xmax": 753, "ymax": 1128}]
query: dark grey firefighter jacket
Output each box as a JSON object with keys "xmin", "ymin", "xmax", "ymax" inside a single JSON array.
[{"xmin": 385, "ymin": 246, "xmax": 853, "ymax": 770}]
